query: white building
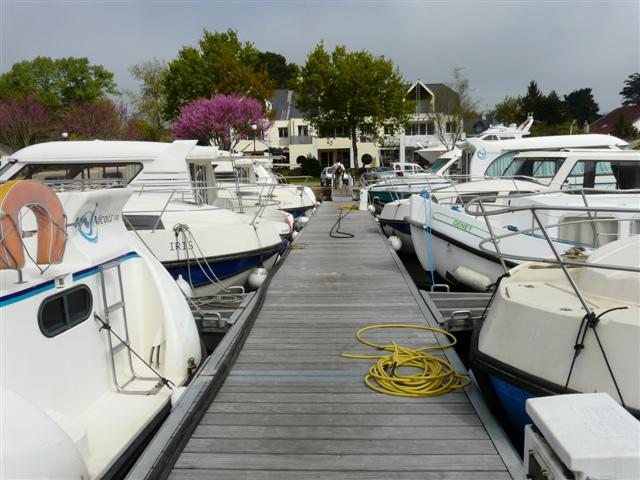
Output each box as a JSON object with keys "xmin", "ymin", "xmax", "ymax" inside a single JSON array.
[{"xmin": 242, "ymin": 81, "xmax": 461, "ymax": 170}]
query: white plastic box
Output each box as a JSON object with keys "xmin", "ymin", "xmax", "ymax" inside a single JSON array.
[{"xmin": 524, "ymin": 393, "xmax": 640, "ymax": 480}]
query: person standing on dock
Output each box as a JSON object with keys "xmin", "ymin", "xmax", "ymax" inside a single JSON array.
[{"xmin": 334, "ymin": 161, "xmax": 345, "ymax": 190}]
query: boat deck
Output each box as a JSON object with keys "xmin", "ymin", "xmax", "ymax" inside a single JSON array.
[{"xmin": 131, "ymin": 201, "xmax": 522, "ymax": 479}]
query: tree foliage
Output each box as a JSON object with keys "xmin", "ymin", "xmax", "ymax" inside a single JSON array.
[
  {"xmin": 612, "ymin": 114, "xmax": 640, "ymax": 140},
  {"xmin": 61, "ymin": 99, "xmax": 141, "ymax": 140},
  {"xmin": 257, "ymin": 51, "xmax": 299, "ymax": 88},
  {"xmin": 163, "ymin": 29, "xmax": 275, "ymax": 119},
  {"xmin": 128, "ymin": 59, "xmax": 169, "ymax": 140},
  {"xmin": 492, "ymin": 81, "xmax": 601, "ymax": 135},
  {"xmin": 295, "ymin": 43, "xmax": 410, "ymax": 169},
  {"xmin": 520, "ymin": 81, "xmax": 543, "ymax": 118},
  {"xmin": 493, "ymin": 96, "xmax": 523, "ymax": 124},
  {"xmin": 620, "ymin": 73, "xmax": 640, "ymax": 106},
  {"xmin": 0, "ymin": 96, "xmax": 53, "ymax": 149},
  {"xmin": 172, "ymin": 94, "xmax": 270, "ymax": 149},
  {"xmin": 564, "ymin": 88, "xmax": 599, "ymax": 125},
  {"xmin": 0, "ymin": 56, "xmax": 118, "ymax": 110}
]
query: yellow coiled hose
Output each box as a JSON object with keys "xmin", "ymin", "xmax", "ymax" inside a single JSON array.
[{"xmin": 342, "ymin": 324, "xmax": 471, "ymax": 397}]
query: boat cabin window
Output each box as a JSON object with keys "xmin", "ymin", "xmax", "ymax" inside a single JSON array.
[
  {"xmin": 10, "ymin": 162, "xmax": 143, "ymax": 188},
  {"xmin": 497, "ymin": 157, "xmax": 563, "ymax": 182},
  {"xmin": 189, "ymin": 163, "xmax": 210, "ymax": 204},
  {"xmin": 38, "ymin": 285, "xmax": 92, "ymax": 338},
  {"xmin": 562, "ymin": 160, "xmax": 640, "ymax": 190},
  {"xmin": 485, "ymin": 151, "xmax": 520, "ymax": 177},
  {"xmin": 235, "ymin": 165, "xmax": 255, "ymax": 184},
  {"xmin": 123, "ymin": 215, "xmax": 164, "ymax": 231}
]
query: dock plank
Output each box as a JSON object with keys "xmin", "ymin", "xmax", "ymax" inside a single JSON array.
[{"xmin": 169, "ymin": 202, "xmax": 520, "ymax": 478}]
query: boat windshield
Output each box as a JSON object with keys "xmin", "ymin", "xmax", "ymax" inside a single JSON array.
[
  {"xmin": 427, "ymin": 157, "xmax": 450, "ymax": 173},
  {"xmin": 9, "ymin": 162, "xmax": 143, "ymax": 188}
]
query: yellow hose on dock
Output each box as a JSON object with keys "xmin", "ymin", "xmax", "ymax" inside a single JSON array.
[{"xmin": 342, "ymin": 324, "xmax": 471, "ymax": 397}]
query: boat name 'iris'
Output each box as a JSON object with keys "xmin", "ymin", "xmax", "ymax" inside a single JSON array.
[
  {"xmin": 169, "ymin": 241, "xmax": 194, "ymax": 251},
  {"xmin": 76, "ymin": 203, "xmax": 120, "ymax": 243},
  {"xmin": 452, "ymin": 219, "xmax": 473, "ymax": 232}
]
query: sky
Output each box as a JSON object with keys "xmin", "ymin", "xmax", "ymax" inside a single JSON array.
[{"xmin": 1, "ymin": 0, "xmax": 639, "ymax": 114}]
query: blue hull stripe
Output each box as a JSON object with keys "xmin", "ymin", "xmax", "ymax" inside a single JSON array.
[
  {"xmin": 381, "ymin": 221, "xmax": 411, "ymax": 234},
  {"xmin": 285, "ymin": 207, "xmax": 310, "ymax": 218},
  {"xmin": 73, "ymin": 252, "xmax": 141, "ymax": 281},
  {"xmin": 1, "ymin": 251, "xmax": 142, "ymax": 308},
  {"xmin": 489, "ymin": 374, "xmax": 536, "ymax": 437},
  {"xmin": 165, "ymin": 249, "xmax": 280, "ymax": 288}
]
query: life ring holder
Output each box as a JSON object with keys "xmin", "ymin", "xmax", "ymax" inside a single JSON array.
[{"xmin": 0, "ymin": 180, "xmax": 67, "ymax": 271}]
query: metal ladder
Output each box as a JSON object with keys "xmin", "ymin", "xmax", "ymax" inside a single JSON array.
[{"xmin": 98, "ymin": 260, "xmax": 161, "ymax": 395}]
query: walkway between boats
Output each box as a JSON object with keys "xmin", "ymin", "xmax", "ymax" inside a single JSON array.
[{"xmin": 132, "ymin": 201, "xmax": 523, "ymax": 479}]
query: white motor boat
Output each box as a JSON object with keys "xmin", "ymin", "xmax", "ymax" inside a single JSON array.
[
  {"xmin": 415, "ymin": 115, "xmax": 534, "ymax": 165},
  {"xmin": 470, "ymin": 234, "xmax": 640, "ymax": 450},
  {"xmin": 198, "ymin": 151, "xmax": 317, "ymax": 222},
  {"xmin": 1, "ymin": 141, "xmax": 289, "ymax": 296},
  {"xmin": 407, "ymin": 149, "xmax": 640, "ymax": 290},
  {"xmin": 0, "ymin": 180, "xmax": 201, "ymax": 479}
]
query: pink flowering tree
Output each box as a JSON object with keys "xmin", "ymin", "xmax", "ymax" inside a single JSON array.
[
  {"xmin": 172, "ymin": 94, "xmax": 271, "ymax": 149},
  {"xmin": 0, "ymin": 96, "xmax": 53, "ymax": 149}
]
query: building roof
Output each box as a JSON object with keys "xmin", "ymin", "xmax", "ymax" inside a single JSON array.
[
  {"xmin": 590, "ymin": 105, "xmax": 640, "ymax": 134},
  {"xmin": 270, "ymin": 89, "xmax": 304, "ymax": 121}
]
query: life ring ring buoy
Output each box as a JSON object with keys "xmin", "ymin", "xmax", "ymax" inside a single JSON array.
[{"xmin": 0, "ymin": 180, "xmax": 66, "ymax": 270}]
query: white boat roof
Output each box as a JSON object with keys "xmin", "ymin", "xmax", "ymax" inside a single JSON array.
[
  {"xmin": 463, "ymin": 134, "xmax": 628, "ymax": 151},
  {"xmin": 8, "ymin": 140, "xmax": 199, "ymax": 171},
  {"xmin": 513, "ymin": 149, "xmax": 640, "ymax": 161}
]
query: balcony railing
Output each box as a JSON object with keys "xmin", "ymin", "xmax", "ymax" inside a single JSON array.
[{"xmin": 289, "ymin": 135, "xmax": 313, "ymax": 145}]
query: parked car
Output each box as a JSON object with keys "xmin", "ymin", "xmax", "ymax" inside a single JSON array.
[
  {"xmin": 320, "ymin": 166, "xmax": 335, "ymax": 186},
  {"xmin": 391, "ymin": 162, "xmax": 425, "ymax": 176},
  {"xmin": 360, "ymin": 169, "xmax": 397, "ymax": 187}
]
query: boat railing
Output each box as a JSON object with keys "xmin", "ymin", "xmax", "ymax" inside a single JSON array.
[
  {"xmin": 463, "ymin": 188, "xmax": 640, "ymax": 280},
  {"xmin": 128, "ymin": 181, "xmax": 283, "ymax": 225}
]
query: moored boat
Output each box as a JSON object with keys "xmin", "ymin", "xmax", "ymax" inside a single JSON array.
[
  {"xmin": 470, "ymin": 235, "xmax": 640, "ymax": 450},
  {"xmin": 0, "ymin": 180, "xmax": 202, "ymax": 478}
]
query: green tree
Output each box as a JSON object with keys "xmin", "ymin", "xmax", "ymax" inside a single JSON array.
[
  {"xmin": 295, "ymin": 43, "xmax": 411, "ymax": 169},
  {"xmin": 128, "ymin": 59, "xmax": 169, "ymax": 140},
  {"xmin": 520, "ymin": 81, "xmax": 543, "ymax": 118},
  {"xmin": 163, "ymin": 29, "xmax": 275, "ymax": 119},
  {"xmin": 257, "ymin": 51, "xmax": 299, "ymax": 88},
  {"xmin": 564, "ymin": 88, "xmax": 599, "ymax": 125},
  {"xmin": 0, "ymin": 56, "xmax": 118, "ymax": 110},
  {"xmin": 620, "ymin": 73, "xmax": 640, "ymax": 106},
  {"xmin": 493, "ymin": 96, "xmax": 524, "ymax": 125},
  {"xmin": 612, "ymin": 113, "xmax": 640, "ymax": 140},
  {"xmin": 538, "ymin": 90, "xmax": 566, "ymax": 125}
]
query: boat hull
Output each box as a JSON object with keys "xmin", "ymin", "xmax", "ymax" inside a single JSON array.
[{"xmin": 163, "ymin": 243, "xmax": 284, "ymax": 295}]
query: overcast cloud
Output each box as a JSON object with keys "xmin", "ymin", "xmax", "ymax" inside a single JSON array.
[{"xmin": 1, "ymin": 0, "xmax": 639, "ymax": 113}]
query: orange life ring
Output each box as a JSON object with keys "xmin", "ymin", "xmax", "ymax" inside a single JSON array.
[{"xmin": 0, "ymin": 180, "xmax": 66, "ymax": 270}]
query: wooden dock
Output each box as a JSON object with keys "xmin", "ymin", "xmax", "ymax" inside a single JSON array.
[{"xmin": 129, "ymin": 201, "xmax": 522, "ymax": 479}]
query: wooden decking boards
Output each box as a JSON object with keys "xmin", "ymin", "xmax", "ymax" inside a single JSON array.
[{"xmin": 169, "ymin": 202, "xmax": 522, "ymax": 479}]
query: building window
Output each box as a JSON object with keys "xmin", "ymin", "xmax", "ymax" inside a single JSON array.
[
  {"xmin": 419, "ymin": 123, "xmax": 427, "ymax": 135},
  {"xmin": 298, "ymin": 125, "xmax": 308, "ymax": 136},
  {"xmin": 384, "ymin": 125, "xmax": 394, "ymax": 135},
  {"xmin": 38, "ymin": 285, "xmax": 93, "ymax": 338},
  {"xmin": 278, "ymin": 127, "xmax": 289, "ymax": 138},
  {"xmin": 405, "ymin": 126, "xmax": 411, "ymax": 136},
  {"xmin": 427, "ymin": 121, "xmax": 435, "ymax": 135}
]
